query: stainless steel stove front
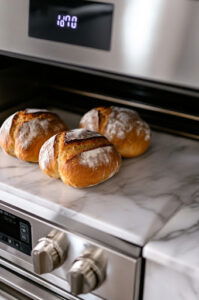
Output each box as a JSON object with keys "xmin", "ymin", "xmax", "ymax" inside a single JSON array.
[
  {"xmin": 0, "ymin": 195, "xmax": 141, "ymax": 300},
  {"xmin": 1, "ymin": 0, "xmax": 199, "ymax": 89}
]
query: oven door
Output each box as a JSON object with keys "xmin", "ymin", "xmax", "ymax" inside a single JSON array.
[
  {"xmin": 0, "ymin": 264, "xmax": 75, "ymax": 300},
  {"xmin": 0, "ymin": 282, "xmax": 32, "ymax": 300},
  {"xmin": 0, "ymin": 259, "xmax": 104, "ymax": 300}
]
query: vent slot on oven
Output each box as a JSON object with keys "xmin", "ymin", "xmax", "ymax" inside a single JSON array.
[
  {"xmin": 38, "ymin": 64, "xmax": 199, "ymax": 140},
  {"xmin": 0, "ymin": 55, "xmax": 198, "ymax": 140}
]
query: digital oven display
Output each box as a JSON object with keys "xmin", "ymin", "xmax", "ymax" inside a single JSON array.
[
  {"xmin": 0, "ymin": 209, "xmax": 32, "ymax": 255},
  {"xmin": 29, "ymin": 0, "xmax": 114, "ymax": 51}
]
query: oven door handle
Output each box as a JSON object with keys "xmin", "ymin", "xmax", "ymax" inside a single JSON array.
[
  {"xmin": 0, "ymin": 264, "xmax": 73, "ymax": 300},
  {"xmin": 0, "ymin": 282, "xmax": 31, "ymax": 300}
]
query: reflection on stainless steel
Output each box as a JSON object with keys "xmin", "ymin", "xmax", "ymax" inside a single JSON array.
[
  {"xmin": 122, "ymin": 0, "xmax": 199, "ymax": 86},
  {"xmin": 123, "ymin": 0, "xmax": 162, "ymax": 71},
  {"xmin": 0, "ymin": 0, "xmax": 199, "ymax": 87}
]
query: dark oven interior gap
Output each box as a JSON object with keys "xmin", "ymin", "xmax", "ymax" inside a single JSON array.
[{"xmin": 0, "ymin": 55, "xmax": 198, "ymax": 140}]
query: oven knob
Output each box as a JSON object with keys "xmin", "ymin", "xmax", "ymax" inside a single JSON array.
[
  {"xmin": 67, "ymin": 247, "xmax": 107, "ymax": 295},
  {"xmin": 32, "ymin": 230, "xmax": 68, "ymax": 275}
]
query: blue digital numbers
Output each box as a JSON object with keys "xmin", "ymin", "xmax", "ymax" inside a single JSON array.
[{"xmin": 56, "ymin": 14, "xmax": 78, "ymax": 29}]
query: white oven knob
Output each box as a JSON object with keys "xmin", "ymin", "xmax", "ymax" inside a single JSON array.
[
  {"xmin": 32, "ymin": 230, "xmax": 68, "ymax": 275},
  {"xmin": 67, "ymin": 247, "xmax": 107, "ymax": 295}
]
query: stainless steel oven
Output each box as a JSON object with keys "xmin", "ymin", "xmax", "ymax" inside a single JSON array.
[
  {"xmin": 0, "ymin": 1, "xmax": 198, "ymax": 300},
  {"xmin": 0, "ymin": 197, "xmax": 141, "ymax": 300}
]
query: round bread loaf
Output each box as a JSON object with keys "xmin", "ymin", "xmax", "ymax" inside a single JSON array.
[
  {"xmin": 79, "ymin": 106, "xmax": 151, "ymax": 158},
  {"xmin": 0, "ymin": 109, "xmax": 67, "ymax": 162},
  {"xmin": 39, "ymin": 129, "xmax": 121, "ymax": 188}
]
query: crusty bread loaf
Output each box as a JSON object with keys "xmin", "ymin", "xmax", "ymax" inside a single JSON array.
[
  {"xmin": 0, "ymin": 109, "xmax": 67, "ymax": 162},
  {"xmin": 79, "ymin": 106, "xmax": 151, "ymax": 158},
  {"xmin": 39, "ymin": 129, "xmax": 121, "ymax": 188}
]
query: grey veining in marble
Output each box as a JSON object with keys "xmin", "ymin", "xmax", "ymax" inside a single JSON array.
[
  {"xmin": 0, "ymin": 109, "xmax": 199, "ymax": 246},
  {"xmin": 144, "ymin": 199, "xmax": 199, "ymax": 279}
]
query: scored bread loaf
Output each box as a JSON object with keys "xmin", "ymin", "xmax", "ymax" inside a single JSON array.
[
  {"xmin": 39, "ymin": 128, "xmax": 121, "ymax": 188},
  {"xmin": 79, "ymin": 106, "xmax": 151, "ymax": 158},
  {"xmin": 0, "ymin": 109, "xmax": 67, "ymax": 162}
]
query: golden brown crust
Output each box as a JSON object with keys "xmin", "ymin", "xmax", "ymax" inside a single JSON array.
[
  {"xmin": 60, "ymin": 132, "xmax": 110, "ymax": 161},
  {"xmin": 80, "ymin": 106, "xmax": 151, "ymax": 158},
  {"xmin": 0, "ymin": 112, "xmax": 18, "ymax": 157},
  {"xmin": 113, "ymin": 127, "xmax": 150, "ymax": 158},
  {"xmin": 39, "ymin": 134, "xmax": 60, "ymax": 177},
  {"xmin": 39, "ymin": 129, "xmax": 121, "ymax": 188},
  {"xmin": 60, "ymin": 146, "xmax": 121, "ymax": 187},
  {"xmin": 0, "ymin": 109, "xmax": 68, "ymax": 162}
]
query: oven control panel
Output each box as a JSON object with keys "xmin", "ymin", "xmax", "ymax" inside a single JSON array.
[
  {"xmin": 0, "ymin": 208, "xmax": 32, "ymax": 255},
  {"xmin": 0, "ymin": 201, "xmax": 141, "ymax": 300}
]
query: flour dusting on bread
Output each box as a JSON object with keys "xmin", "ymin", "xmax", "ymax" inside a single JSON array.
[
  {"xmin": 105, "ymin": 107, "xmax": 136, "ymax": 139},
  {"xmin": 25, "ymin": 109, "xmax": 48, "ymax": 114},
  {"xmin": 79, "ymin": 146, "xmax": 113, "ymax": 168},
  {"xmin": 65, "ymin": 128, "xmax": 101, "ymax": 142},
  {"xmin": 105, "ymin": 107, "xmax": 150, "ymax": 141},
  {"xmin": 39, "ymin": 135, "xmax": 56, "ymax": 170},
  {"xmin": 80, "ymin": 109, "xmax": 99, "ymax": 132},
  {"xmin": 39, "ymin": 128, "xmax": 121, "ymax": 188},
  {"xmin": 0, "ymin": 109, "xmax": 67, "ymax": 162},
  {"xmin": 135, "ymin": 120, "xmax": 151, "ymax": 141},
  {"xmin": 0, "ymin": 113, "xmax": 17, "ymax": 136},
  {"xmin": 17, "ymin": 119, "xmax": 53, "ymax": 149}
]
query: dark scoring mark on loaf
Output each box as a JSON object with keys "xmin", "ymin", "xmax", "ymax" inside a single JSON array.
[
  {"xmin": 63, "ymin": 129, "xmax": 103, "ymax": 144},
  {"xmin": 97, "ymin": 108, "xmax": 104, "ymax": 132},
  {"xmin": 57, "ymin": 130, "xmax": 113, "ymax": 162},
  {"xmin": 64, "ymin": 135, "xmax": 107, "ymax": 145},
  {"xmin": 10, "ymin": 112, "xmax": 22, "ymax": 152}
]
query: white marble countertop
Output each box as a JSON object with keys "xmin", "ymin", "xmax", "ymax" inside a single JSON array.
[
  {"xmin": 144, "ymin": 198, "xmax": 199, "ymax": 279},
  {"xmin": 0, "ymin": 109, "xmax": 199, "ymax": 246}
]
